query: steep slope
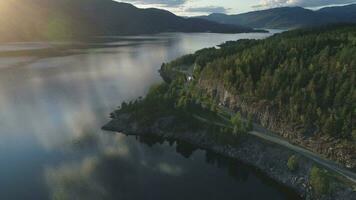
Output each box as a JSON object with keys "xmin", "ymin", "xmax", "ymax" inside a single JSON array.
[
  {"xmin": 200, "ymin": 7, "xmax": 330, "ymax": 29},
  {"xmin": 318, "ymin": 4, "xmax": 356, "ymax": 23},
  {"xmin": 159, "ymin": 24, "xmax": 356, "ymax": 168},
  {"xmin": 0, "ymin": 0, "xmax": 255, "ymax": 42},
  {"xmin": 198, "ymin": 4, "xmax": 356, "ymax": 29}
]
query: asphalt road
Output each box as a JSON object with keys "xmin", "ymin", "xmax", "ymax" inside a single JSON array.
[
  {"xmin": 179, "ymin": 67, "xmax": 356, "ymax": 184},
  {"xmin": 251, "ymin": 124, "xmax": 356, "ymax": 184},
  {"xmin": 194, "ymin": 112, "xmax": 356, "ymax": 184}
]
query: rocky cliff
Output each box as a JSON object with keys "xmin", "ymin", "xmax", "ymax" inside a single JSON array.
[{"xmin": 197, "ymin": 77, "xmax": 356, "ymax": 170}]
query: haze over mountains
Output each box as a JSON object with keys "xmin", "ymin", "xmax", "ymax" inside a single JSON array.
[
  {"xmin": 198, "ymin": 4, "xmax": 356, "ymax": 29},
  {"xmin": 2, "ymin": 0, "xmax": 355, "ymax": 42},
  {"xmin": 0, "ymin": 0, "xmax": 255, "ymax": 42}
]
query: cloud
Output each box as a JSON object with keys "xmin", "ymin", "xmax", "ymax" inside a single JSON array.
[
  {"xmin": 120, "ymin": 0, "xmax": 188, "ymax": 7},
  {"xmin": 157, "ymin": 162, "xmax": 183, "ymax": 176},
  {"xmin": 45, "ymin": 157, "xmax": 109, "ymax": 200},
  {"xmin": 257, "ymin": 0, "xmax": 356, "ymax": 8},
  {"xmin": 185, "ymin": 6, "xmax": 229, "ymax": 13}
]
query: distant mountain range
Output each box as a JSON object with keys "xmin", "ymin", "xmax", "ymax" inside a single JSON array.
[
  {"xmin": 0, "ymin": 0, "xmax": 257, "ymax": 42},
  {"xmin": 197, "ymin": 4, "xmax": 356, "ymax": 29}
]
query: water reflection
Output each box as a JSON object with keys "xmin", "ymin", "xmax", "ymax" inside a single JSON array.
[
  {"xmin": 46, "ymin": 134, "xmax": 301, "ymax": 200},
  {"xmin": 0, "ymin": 31, "xmax": 296, "ymax": 200}
]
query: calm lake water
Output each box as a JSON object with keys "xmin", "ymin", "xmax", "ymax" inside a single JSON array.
[{"xmin": 0, "ymin": 31, "xmax": 301, "ymax": 200}]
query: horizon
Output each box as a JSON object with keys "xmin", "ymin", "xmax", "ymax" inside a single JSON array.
[
  {"xmin": 116, "ymin": 0, "xmax": 356, "ymax": 16},
  {"xmin": 0, "ymin": 0, "xmax": 355, "ymax": 199}
]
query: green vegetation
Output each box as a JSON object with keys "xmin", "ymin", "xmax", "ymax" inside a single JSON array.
[
  {"xmin": 160, "ymin": 39, "xmax": 259, "ymax": 83},
  {"xmin": 230, "ymin": 112, "xmax": 252, "ymax": 136},
  {"xmin": 115, "ymin": 79, "xmax": 198, "ymax": 129},
  {"xmin": 162, "ymin": 24, "xmax": 356, "ymax": 142},
  {"xmin": 287, "ymin": 155, "xmax": 299, "ymax": 172},
  {"xmin": 310, "ymin": 166, "xmax": 330, "ymax": 196},
  {"xmin": 0, "ymin": 0, "xmax": 255, "ymax": 42},
  {"xmin": 352, "ymin": 130, "xmax": 356, "ymax": 142},
  {"xmin": 114, "ymin": 67, "xmax": 249, "ymax": 144},
  {"xmin": 198, "ymin": 5, "xmax": 356, "ymax": 29},
  {"xmin": 115, "ymin": 25, "xmax": 355, "ymax": 153},
  {"xmin": 113, "ymin": 77, "xmax": 246, "ymax": 139}
]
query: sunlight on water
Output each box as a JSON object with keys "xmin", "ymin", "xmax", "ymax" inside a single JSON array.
[{"xmin": 0, "ymin": 32, "xmax": 299, "ymax": 200}]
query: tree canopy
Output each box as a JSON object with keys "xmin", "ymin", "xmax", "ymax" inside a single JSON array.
[{"xmin": 163, "ymin": 24, "xmax": 356, "ymax": 141}]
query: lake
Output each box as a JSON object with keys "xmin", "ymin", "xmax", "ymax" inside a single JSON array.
[{"xmin": 0, "ymin": 31, "xmax": 301, "ymax": 200}]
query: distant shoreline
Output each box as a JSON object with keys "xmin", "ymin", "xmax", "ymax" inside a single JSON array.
[{"xmin": 0, "ymin": 28, "xmax": 268, "ymax": 44}]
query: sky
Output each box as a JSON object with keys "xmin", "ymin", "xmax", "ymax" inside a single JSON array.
[{"xmin": 117, "ymin": 0, "xmax": 356, "ymax": 16}]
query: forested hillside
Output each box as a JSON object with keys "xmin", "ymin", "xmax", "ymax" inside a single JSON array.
[
  {"xmin": 198, "ymin": 4, "xmax": 356, "ymax": 29},
  {"xmin": 0, "ymin": 0, "xmax": 255, "ymax": 42},
  {"xmin": 161, "ymin": 24, "xmax": 356, "ymax": 143}
]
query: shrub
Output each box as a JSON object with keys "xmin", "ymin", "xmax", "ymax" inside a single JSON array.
[
  {"xmin": 352, "ymin": 130, "xmax": 356, "ymax": 142},
  {"xmin": 230, "ymin": 112, "xmax": 248, "ymax": 136},
  {"xmin": 310, "ymin": 166, "xmax": 330, "ymax": 196},
  {"xmin": 287, "ymin": 155, "xmax": 299, "ymax": 171}
]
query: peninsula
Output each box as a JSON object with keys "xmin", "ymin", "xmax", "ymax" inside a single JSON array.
[{"xmin": 103, "ymin": 24, "xmax": 356, "ymax": 200}]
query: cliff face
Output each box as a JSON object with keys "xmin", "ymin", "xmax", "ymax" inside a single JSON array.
[{"xmin": 197, "ymin": 77, "xmax": 356, "ymax": 170}]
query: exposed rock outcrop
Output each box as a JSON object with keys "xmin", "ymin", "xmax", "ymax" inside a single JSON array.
[
  {"xmin": 197, "ymin": 78, "xmax": 356, "ymax": 170},
  {"xmin": 103, "ymin": 114, "xmax": 356, "ymax": 200}
]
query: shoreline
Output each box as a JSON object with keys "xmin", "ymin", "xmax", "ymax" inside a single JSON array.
[{"xmin": 103, "ymin": 115, "xmax": 355, "ymax": 200}]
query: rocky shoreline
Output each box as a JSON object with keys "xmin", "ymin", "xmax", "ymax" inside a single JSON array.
[
  {"xmin": 103, "ymin": 114, "xmax": 355, "ymax": 200},
  {"xmin": 196, "ymin": 78, "xmax": 356, "ymax": 170}
]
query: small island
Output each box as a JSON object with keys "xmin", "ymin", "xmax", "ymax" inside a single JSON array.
[{"xmin": 103, "ymin": 24, "xmax": 356, "ymax": 200}]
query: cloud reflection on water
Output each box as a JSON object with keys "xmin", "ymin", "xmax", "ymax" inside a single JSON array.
[
  {"xmin": 0, "ymin": 32, "xmax": 288, "ymax": 199},
  {"xmin": 45, "ymin": 135, "xmax": 186, "ymax": 200}
]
